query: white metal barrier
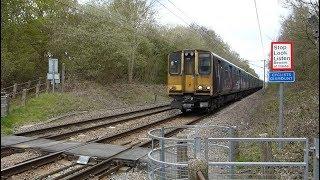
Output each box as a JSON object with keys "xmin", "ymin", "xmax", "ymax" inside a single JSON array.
[{"xmin": 147, "ymin": 125, "xmax": 311, "ymax": 180}]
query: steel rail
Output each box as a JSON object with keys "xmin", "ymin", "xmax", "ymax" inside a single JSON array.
[
  {"xmin": 64, "ymin": 114, "xmax": 210, "ymax": 180},
  {"xmin": 0, "ymin": 107, "xmax": 173, "ymax": 178},
  {"xmin": 14, "ymin": 104, "xmax": 171, "ymax": 137},
  {"xmin": 51, "ymin": 165, "xmax": 88, "ymax": 180},
  {"xmin": 0, "ymin": 102, "xmax": 230, "ymax": 178},
  {"xmin": 64, "ymin": 143, "xmax": 140, "ymax": 180},
  {"xmin": 1, "ymin": 113, "xmax": 208, "ymax": 179},
  {"xmin": 46, "ymin": 106, "xmax": 172, "ymax": 140},
  {"xmin": 139, "ymin": 114, "xmax": 210, "ymax": 148},
  {"xmin": 92, "ymin": 114, "xmax": 182, "ymax": 144},
  {"xmin": 1, "ymin": 147, "xmax": 21, "ymax": 158},
  {"xmin": 1, "ymin": 152, "xmax": 63, "ymax": 178},
  {"xmin": 35, "ymin": 163, "xmax": 77, "ymax": 180}
]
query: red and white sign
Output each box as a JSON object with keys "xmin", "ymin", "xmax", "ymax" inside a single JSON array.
[{"xmin": 270, "ymin": 42, "xmax": 293, "ymax": 71}]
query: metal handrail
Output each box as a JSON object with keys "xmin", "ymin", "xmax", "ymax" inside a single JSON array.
[{"xmin": 148, "ymin": 125, "xmax": 310, "ymax": 180}]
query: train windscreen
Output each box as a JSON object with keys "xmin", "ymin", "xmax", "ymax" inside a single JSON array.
[
  {"xmin": 169, "ymin": 52, "xmax": 181, "ymax": 74},
  {"xmin": 198, "ymin": 53, "xmax": 211, "ymax": 75}
]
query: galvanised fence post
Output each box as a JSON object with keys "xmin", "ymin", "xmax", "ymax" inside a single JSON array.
[
  {"xmin": 205, "ymin": 138, "xmax": 209, "ymax": 161},
  {"xmin": 193, "ymin": 126, "xmax": 201, "ymax": 158},
  {"xmin": 304, "ymin": 139, "xmax": 309, "ymax": 180},
  {"xmin": 177, "ymin": 140, "xmax": 188, "ymax": 178},
  {"xmin": 160, "ymin": 127, "xmax": 165, "ymax": 180},
  {"xmin": 228, "ymin": 127, "xmax": 236, "ymax": 178},
  {"xmin": 314, "ymin": 138, "xmax": 319, "ymax": 180}
]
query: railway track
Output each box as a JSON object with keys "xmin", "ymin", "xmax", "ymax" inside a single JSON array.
[
  {"xmin": 14, "ymin": 104, "xmax": 172, "ymax": 139},
  {"xmin": 2, "ymin": 102, "xmax": 230, "ymax": 179},
  {"xmin": 65, "ymin": 114, "xmax": 211, "ymax": 180},
  {"xmin": 1, "ymin": 147, "xmax": 19, "ymax": 158},
  {"xmin": 1, "ymin": 113, "xmax": 205, "ymax": 179},
  {"xmin": 1, "ymin": 104, "xmax": 173, "ymax": 177}
]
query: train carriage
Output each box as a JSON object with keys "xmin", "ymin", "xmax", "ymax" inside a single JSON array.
[{"xmin": 167, "ymin": 49, "xmax": 263, "ymax": 113}]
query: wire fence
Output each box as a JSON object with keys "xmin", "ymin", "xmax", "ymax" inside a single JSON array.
[
  {"xmin": 1, "ymin": 77, "xmax": 46, "ymax": 98},
  {"xmin": 1, "ymin": 67, "xmax": 67, "ymax": 117}
]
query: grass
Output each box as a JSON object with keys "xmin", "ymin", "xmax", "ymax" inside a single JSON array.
[
  {"xmin": 1, "ymin": 82, "xmax": 170, "ymax": 135},
  {"xmin": 1, "ymin": 93, "xmax": 84, "ymax": 134},
  {"xmin": 235, "ymin": 80, "xmax": 319, "ymax": 175}
]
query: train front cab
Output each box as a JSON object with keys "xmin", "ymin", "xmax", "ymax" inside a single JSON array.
[{"xmin": 167, "ymin": 50, "xmax": 213, "ymax": 113}]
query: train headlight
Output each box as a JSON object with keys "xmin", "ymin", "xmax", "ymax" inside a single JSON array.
[
  {"xmin": 198, "ymin": 85, "xmax": 203, "ymax": 90},
  {"xmin": 206, "ymin": 86, "xmax": 210, "ymax": 90}
]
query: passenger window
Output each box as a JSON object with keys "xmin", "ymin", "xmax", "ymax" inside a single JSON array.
[
  {"xmin": 229, "ymin": 66, "xmax": 232, "ymax": 83},
  {"xmin": 217, "ymin": 60, "xmax": 221, "ymax": 78},
  {"xmin": 225, "ymin": 69, "xmax": 228, "ymax": 85},
  {"xmin": 169, "ymin": 52, "xmax": 181, "ymax": 74}
]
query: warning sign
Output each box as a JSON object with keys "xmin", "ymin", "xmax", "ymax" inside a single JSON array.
[{"xmin": 270, "ymin": 42, "xmax": 293, "ymax": 71}]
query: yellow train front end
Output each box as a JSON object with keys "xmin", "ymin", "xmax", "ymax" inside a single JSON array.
[{"xmin": 167, "ymin": 49, "xmax": 214, "ymax": 113}]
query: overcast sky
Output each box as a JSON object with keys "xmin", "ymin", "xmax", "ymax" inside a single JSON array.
[
  {"xmin": 154, "ymin": 0, "xmax": 291, "ymax": 80},
  {"xmin": 79, "ymin": 0, "xmax": 291, "ymax": 80}
]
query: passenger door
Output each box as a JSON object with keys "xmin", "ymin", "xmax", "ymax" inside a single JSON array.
[{"xmin": 183, "ymin": 51, "xmax": 195, "ymax": 93}]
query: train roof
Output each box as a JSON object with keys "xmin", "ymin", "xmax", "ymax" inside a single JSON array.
[{"xmin": 210, "ymin": 51, "xmax": 260, "ymax": 80}]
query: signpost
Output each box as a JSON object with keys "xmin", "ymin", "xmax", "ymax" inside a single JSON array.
[
  {"xmin": 47, "ymin": 58, "xmax": 60, "ymax": 93},
  {"xmin": 269, "ymin": 42, "xmax": 294, "ymax": 148}
]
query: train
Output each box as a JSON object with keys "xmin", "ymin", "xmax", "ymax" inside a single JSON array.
[{"xmin": 167, "ymin": 49, "xmax": 263, "ymax": 113}]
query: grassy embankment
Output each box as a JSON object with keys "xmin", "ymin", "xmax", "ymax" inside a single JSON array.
[
  {"xmin": 236, "ymin": 81, "xmax": 319, "ymax": 175},
  {"xmin": 1, "ymin": 82, "xmax": 170, "ymax": 134}
]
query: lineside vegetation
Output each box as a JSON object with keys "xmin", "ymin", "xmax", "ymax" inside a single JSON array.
[{"xmin": 1, "ymin": 0, "xmax": 256, "ymax": 86}]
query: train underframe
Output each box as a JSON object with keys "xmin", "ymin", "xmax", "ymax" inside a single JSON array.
[{"xmin": 170, "ymin": 88, "xmax": 261, "ymax": 113}]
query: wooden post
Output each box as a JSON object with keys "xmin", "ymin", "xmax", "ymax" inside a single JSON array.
[
  {"xmin": 46, "ymin": 80, "xmax": 50, "ymax": 93},
  {"xmin": 188, "ymin": 158, "xmax": 208, "ymax": 180},
  {"xmin": 260, "ymin": 133, "xmax": 274, "ymax": 179},
  {"xmin": 21, "ymin": 89, "xmax": 27, "ymax": 106},
  {"xmin": 35, "ymin": 83, "xmax": 40, "ymax": 97},
  {"xmin": 1, "ymin": 93, "xmax": 10, "ymax": 117},
  {"xmin": 12, "ymin": 83, "xmax": 17, "ymax": 98},
  {"xmin": 27, "ymin": 80, "xmax": 31, "ymax": 89},
  {"xmin": 61, "ymin": 63, "xmax": 65, "ymax": 92},
  {"xmin": 154, "ymin": 93, "xmax": 157, "ymax": 103},
  {"xmin": 197, "ymin": 171, "xmax": 206, "ymax": 180}
]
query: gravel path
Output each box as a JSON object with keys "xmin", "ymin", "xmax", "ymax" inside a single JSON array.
[{"xmin": 1, "ymin": 149, "xmax": 44, "ymax": 170}]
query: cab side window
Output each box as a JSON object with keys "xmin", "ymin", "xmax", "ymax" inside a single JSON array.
[{"xmin": 169, "ymin": 52, "xmax": 181, "ymax": 74}]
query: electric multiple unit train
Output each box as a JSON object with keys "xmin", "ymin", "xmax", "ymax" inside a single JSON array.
[{"xmin": 167, "ymin": 49, "xmax": 263, "ymax": 113}]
